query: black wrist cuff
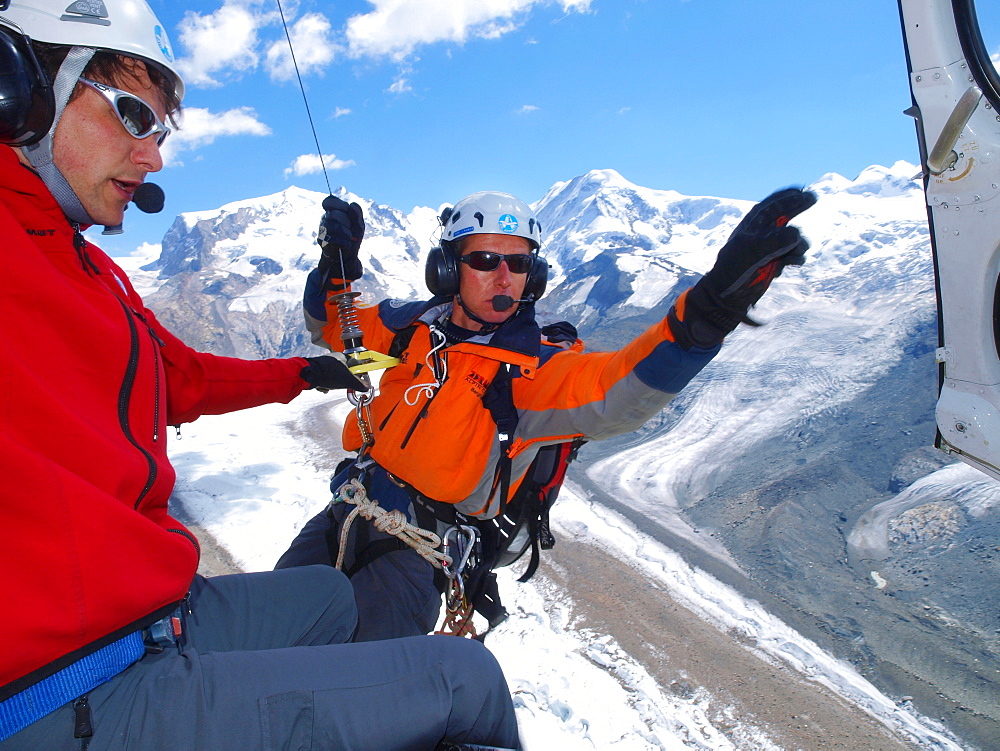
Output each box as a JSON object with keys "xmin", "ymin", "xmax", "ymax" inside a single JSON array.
[{"xmin": 669, "ymin": 282, "xmax": 757, "ymax": 350}]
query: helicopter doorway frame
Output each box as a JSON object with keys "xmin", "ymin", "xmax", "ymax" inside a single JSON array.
[{"xmin": 898, "ymin": 0, "xmax": 1000, "ymax": 480}]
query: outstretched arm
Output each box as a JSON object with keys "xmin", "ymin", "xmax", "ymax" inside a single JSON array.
[{"xmin": 515, "ymin": 188, "xmax": 817, "ymax": 443}]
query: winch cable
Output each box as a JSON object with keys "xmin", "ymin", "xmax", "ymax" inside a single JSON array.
[
  {"xmin": 276, "ymin": 0, "xmax": 330, "ymax": 196},
  {"xmin": 274, "ymin": 0, "xmax": 399, "ymax": 381},
  {"xmin": 273, "ymin": 3, "xmax": 476, "ymax": 616}
]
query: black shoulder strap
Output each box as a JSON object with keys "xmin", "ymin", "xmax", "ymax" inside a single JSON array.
[
  {"xmin": 481, "ymin": 361, "xmax": 518, "ymax": 510},
  {"xmin": 389, "ymin": 323, "xmax": 419, "ymax": 359},
  {"xmin": 480, "ymin": 320, "xmax": 576, "ymax": 512}
]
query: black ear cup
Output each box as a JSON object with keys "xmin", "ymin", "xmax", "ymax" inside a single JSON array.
[
  {"xmin": 425, "ymin": 244, "xmax": 460, "ymax": 297},
  {"xmin": 0, "ymin": 24, "xmax": 54, "ymax": 147},
  {"xmin": 523, "ymin": 254, "xmax": 549, "ymax": 302}
]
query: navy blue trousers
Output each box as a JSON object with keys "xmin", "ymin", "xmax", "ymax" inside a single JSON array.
[
  {"xmin": 3, "ymin": 566, "xmax": 518, "ymax": 750},
  {"xmin": 275, "ymin": 469, "xmax": 443, "ymax": 643}
]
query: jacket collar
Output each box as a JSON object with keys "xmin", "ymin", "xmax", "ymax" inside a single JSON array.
[
  {"xmin": 0, "ymin": 146, "xmax": 80, "ymax": 237},
  {"xmin": 377, "ymin": 295, "xmax": 542, "ymax": 359},
  {"xmin": 424, "ymin": 301, "xmax": 541, "ymax": 359}
]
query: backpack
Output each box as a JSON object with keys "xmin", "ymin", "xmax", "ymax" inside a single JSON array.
[{"xmin": 478, "ymin": 355, "xmax": 585, "ymax": 581}]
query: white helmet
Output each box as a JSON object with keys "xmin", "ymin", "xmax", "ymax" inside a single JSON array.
[
  {"xmin": 0, "ymin": 0, "xmax": 183, "ymax": 99},
  {"xmin": 442, "ymin": 191, "xmax": 542, "ymax": 250}
]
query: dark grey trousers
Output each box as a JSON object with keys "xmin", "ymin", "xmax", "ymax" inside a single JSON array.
[
  {"xmin": 276, "ymin": 505, "xmax": 443, "ymax": 643},
  {"xmin": 3, "ymin": 566, "xmax": 518, "ymax": 750}
]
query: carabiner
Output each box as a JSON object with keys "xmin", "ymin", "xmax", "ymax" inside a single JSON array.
[{"xmin": 441, "ymin": 524, "xmax": 479, "ymax": 583}]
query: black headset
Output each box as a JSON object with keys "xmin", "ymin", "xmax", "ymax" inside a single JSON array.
[
  {"xmin": 425, "ymin": 207, "xmax": 550, "ymax": 302},
  {"xmin": 0, "ymin": 19, "xmax": 55, "ymax": 147}
]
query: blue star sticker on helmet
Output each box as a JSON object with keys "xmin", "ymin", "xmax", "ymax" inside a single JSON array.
[
  {"xmin": 155, "ymin": 25, "xmax": 174, "ymax": 62},
  {"xmin": 498, "ymin": 214, "xmax": 518, "ymax": 233}
]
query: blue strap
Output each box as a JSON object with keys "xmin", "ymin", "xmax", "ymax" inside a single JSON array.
[{"xmin": 0, "ymin": 631, "xmax": 144, "ymax": 741}]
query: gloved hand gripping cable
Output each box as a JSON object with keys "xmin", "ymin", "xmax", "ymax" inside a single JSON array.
[
  {"xmin": 316, "ymin": 194, "xmax": 401, "ymax": 458},
  {"xmin": 318, "ymin": 195, "xmax": 400, "ymax": 382}
]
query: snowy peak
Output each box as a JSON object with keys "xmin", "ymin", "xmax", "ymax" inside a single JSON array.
[
  {"xmin": 537, "ymin": 169, "xmax": 682, "ymax": 270},
  {"xmin": 533, "ymin": 171, "xmax": 751, "ymax": 331},
  {"xmin": 148, "ymin": 186, "xmax": 324, "ymax": 279},
  {"xmin": 138, "ymin": 162, "xmax": 929, "ymax": 359},
  {"xmin": 136, "ymin": 184, "xmax": 433, "ymax": 358},
  {"xmin": 809, "ymin": 161, "xmax": 923, "ymax": 200}
]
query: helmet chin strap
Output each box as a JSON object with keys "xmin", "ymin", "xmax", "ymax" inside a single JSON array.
[{"xmin": 23, "ymin": 46, "xmax": 96, "ymax": 227}]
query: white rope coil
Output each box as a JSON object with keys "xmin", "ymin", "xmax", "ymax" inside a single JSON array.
[{"xmin": 334, "ymin": 478, "xmax": 450, "ymax": 570}]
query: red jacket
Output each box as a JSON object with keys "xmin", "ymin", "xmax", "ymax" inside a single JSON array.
[{"xmin": 0, "ymin": 146, "xmax": 310, "ymax": 700}]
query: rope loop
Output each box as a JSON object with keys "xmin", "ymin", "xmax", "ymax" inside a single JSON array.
[
  {"xmin": 332, "ymin": 478, "xmax": 450, "ymax": 571},
  {"xmin": 403, "ymin": 325, "xmax": 449, "ymax": 405},
  {"xmin": 434, "ymin": 581, "xmax": 479, "ymax": 638}
]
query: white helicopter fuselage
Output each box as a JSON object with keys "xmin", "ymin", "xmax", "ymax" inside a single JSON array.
[{"xmin": 899, "ymin": 0, "xmax": 1000, "ymax": 479}]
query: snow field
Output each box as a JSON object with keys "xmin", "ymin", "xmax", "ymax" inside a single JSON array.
[{"xmin": 169, "ymin": 392, "xmax": 956, "ymax": 748}]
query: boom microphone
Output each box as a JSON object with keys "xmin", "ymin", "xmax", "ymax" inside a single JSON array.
[
  {"xmin": 102, "ymin": 182, "xmax": 167, "ymax": 234},
  {"xmin": 491, "ymin": 294, "xmax": 534, "ymax": 312},
  {"xmin": 133, "ymin": 182, "xmax": 165, "ymax": 214}
]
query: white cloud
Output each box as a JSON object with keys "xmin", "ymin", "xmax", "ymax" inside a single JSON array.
[
  {"xmin": 130, "ymin": 242, "xmax": 161, "ymax": 261},
  {"xmin": 129, "ymin": 242, "xmax": 163, "ymax": 258},
  {"xmin": 345, "ymin": 0, "xmax": 592, "ymax": 60},
  {"xmin": 265, "ymin": 12, "xmax": 338, "ymax": 81},
  {"xmin": 161, "ymin": 106, "xmax": 272, "ymax": 164},
  {"xmin": 517, "ymin": 104, "xmax": 540, "ymax": 114},
  {"xmin": 284, "ymin": 153, "xmax": 356, "ymax": 177},
  {"xmin": 175, "ymin": 2, "xmax": 270, "ymax": 87},
  {"xmin": 387, "ymin": 77, "xmax": 412, "ymax": 94},
  {"xmin": 332, "ymin": 107, "xmax": 352, "ymax": 118},
  {"xmin": 175, "ymin": 1, "xmax": 338, "ymax": 87}
]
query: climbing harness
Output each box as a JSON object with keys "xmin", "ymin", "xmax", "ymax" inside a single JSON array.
[{"xmin": 330, "ymin": 320, "xmax": 588, "ymax": 639}]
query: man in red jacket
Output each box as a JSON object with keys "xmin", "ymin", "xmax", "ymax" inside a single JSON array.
[{"xmin": 0, "ymin": 2, "xmax": 519, "ymax": 749}]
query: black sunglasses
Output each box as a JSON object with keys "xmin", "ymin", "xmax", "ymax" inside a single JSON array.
[{"xmin": 459, "ymin": 251, "xmax": 533, "ymax": 274}]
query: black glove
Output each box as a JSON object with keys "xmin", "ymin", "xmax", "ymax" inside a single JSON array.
[
  {"xmin": 300, "ymin": 355, "xmax": 370, "ymax": 392},
  {"xmin": 669, "ymin": 187, "xmax": 817, "ymax": 350},
  {"xmin": 317, "ymin": 195, "xmax": 365, "ymax": 282}
]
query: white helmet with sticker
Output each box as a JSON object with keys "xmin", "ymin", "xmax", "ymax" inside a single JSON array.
[
  {"xmin": 0, "ymin": 0, "xmax": 183, "ymax": 99},
  {"xmin": 442, "ymin": 191, "xmax": 542, "ymax": 250}
]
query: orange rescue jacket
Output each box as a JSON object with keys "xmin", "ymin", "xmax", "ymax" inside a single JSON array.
[{"xmin": 303, "ymin": 269, "xmax": 719, "ymax": 518}]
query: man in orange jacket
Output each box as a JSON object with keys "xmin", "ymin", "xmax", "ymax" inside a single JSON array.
[
  {"xmin": 279, "ymin": 186, "xmax": 816, "ymax": 641},
  {"xmin": 0, "ymin": 2, "xmax": 519, "ymax": 749}
]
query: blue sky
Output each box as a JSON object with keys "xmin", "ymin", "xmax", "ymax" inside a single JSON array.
[{"xmin": 101, "ymin": 0, "xmax": 999, "ymax": 255}]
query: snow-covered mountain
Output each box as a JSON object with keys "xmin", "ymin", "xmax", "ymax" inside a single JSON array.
[
  {"xmin": 126, "ymin": 163, "xmax": 1000, "ymax": 747},
  {"xmin": 130, "ymin": 186, "xmax": 436, "ymax": 357}
]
